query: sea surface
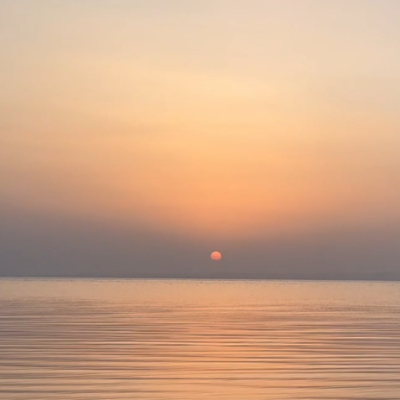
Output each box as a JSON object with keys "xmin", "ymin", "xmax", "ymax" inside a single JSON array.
[{"xmin": 0, "ymin": 279, "xmax": 400, "ymax": 400}]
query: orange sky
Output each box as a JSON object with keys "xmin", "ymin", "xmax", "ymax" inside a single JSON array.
[{"xmin": 2, "ymin": 0, "xmax": 400, "ymax": 241}]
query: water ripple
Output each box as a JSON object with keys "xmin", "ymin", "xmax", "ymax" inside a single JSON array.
[{"xmin": 0, "ymin": 279, "xmax": 400, "ymax": 399}]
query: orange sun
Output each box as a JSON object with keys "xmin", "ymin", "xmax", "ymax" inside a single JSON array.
[{"xmin": 210, "ymin": 251, "xmax": 222, "ymax": 261}]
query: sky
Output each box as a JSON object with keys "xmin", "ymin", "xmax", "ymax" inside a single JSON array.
[{"xmin": 1, "ymin": 0, "xmax": 400, "ymax": 279}]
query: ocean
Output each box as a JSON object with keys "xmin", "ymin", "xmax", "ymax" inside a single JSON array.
[{"xmin": 1, "ymin": 279, "xmax": 399, "ymax": 399}]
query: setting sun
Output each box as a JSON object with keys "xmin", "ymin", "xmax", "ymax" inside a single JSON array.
[{"xmin": 210, "ymin": 251, "xmax": 222, "ymax": 261}]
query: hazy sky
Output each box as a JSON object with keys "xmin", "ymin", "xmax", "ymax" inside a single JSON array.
[{"xmin": 1, "ymin": 1, "xmax": 400, "ymax": 279}]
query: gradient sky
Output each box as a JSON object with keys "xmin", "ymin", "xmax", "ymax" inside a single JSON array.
[{"xmin": 1, "ymin": 0, "xmax": 400, "ymax": 279}]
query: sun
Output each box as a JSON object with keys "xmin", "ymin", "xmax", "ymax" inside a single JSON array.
[{"xmin": 210, "ymin": 251, "xmax": 222, "ymax": 261}]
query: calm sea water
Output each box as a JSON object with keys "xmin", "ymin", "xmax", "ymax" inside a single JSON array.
[{"xmin": 0, "ymin": 279, "xmax": 400, "ymax": 400}]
